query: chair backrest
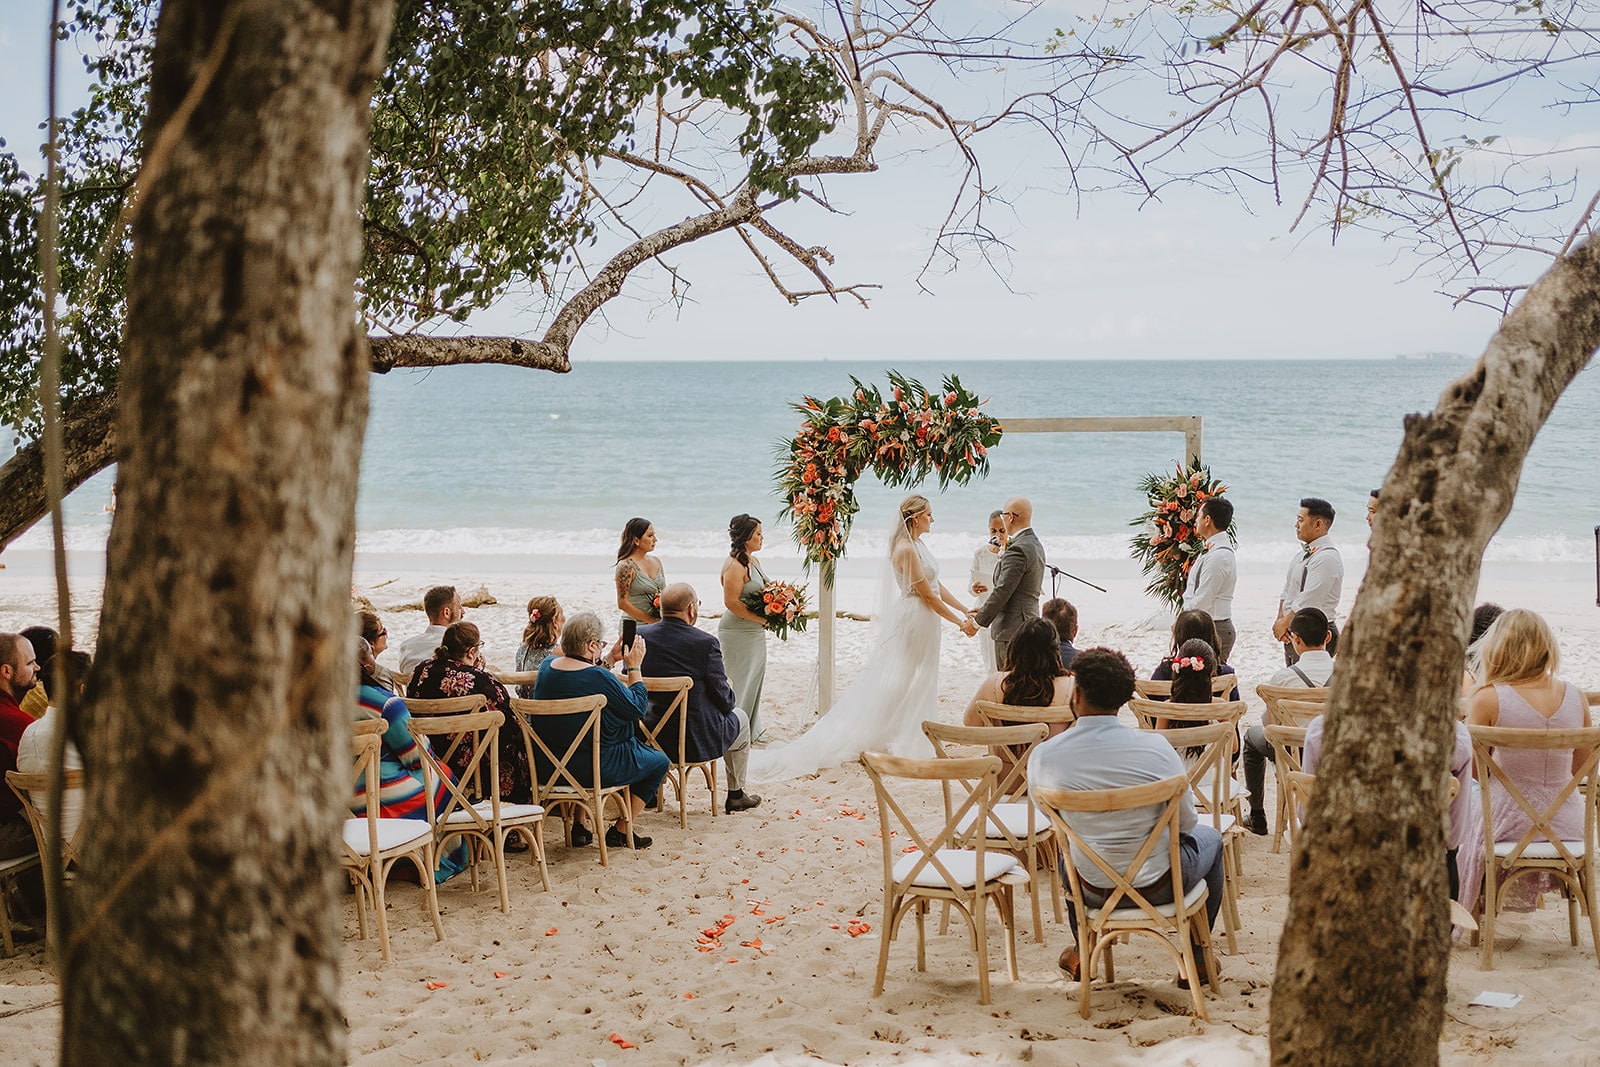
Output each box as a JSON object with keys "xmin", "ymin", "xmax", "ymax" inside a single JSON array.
[
  {"xmin": 492, "ymin": 670, "xmax": 541, "ymax": 690},
  {"xmin": 1274, "ymin": 699, "xmax": 1326, "ymax": 728},
  {"xmin": 347, "ymin": 731, "xmax": 385, "ymax": 862},
  {"xmin": 923, "ymin": 721, "xmax": 1048, "ymax": 810},
  {"xmin": 1261, "ymin": 723, "xmax": 1308, "ymax": 775},
  {"xmin": 5, "ymin": 769, "xmax": 86, "ymax": 868},
  {"xmin": 353, "ymin": 716, "xmax": 388, "ymax": 737},
  {"xmin": 1256, "ymin": 684, "xmax": 1329, "ymax": 725},
  {"xmin": 1284, "ymin": 770, "xmax": 1318, "ymax": 832},
  {"xmin": 1143, "ymin": 721, "xmax": 1236, "ymax": 826},
  {"xmin": 408, "ymin": 709, "xmax": 506, "ymax": 831},
  {"xmin": 1034, "ymin": 775, "xmax": 1190, "ymax": 922},
  {"xmin": 861, "ymin": 750, "xmax": 1002, "ymax": 895},
  {"xmin": 1468, "ymin": 724, "xmax": 1600, "ymax": 871},
  {"xmin": 508, "ymin": 695, "xmax": 608, "ymax": 801},
  {"xmin": 1134, "ymin": 675, "xmax": 1236, "ymax": 700},
  {"xmin": 404, "ymin": 694, "xmax": 489, "ymax": 717},
  {"xmin": 972, "ymin": 699, "xmax": 1076, "ymax": 733},
  {"xmin": 639, "ymin": 676, "xmax": 694, "ymax": 759},
  {"xmin": 1127, "ymin": 697, "xmax": 1245, "ymax": 731}
]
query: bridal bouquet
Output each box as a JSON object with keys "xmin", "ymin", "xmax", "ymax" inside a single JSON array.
[{"xmin": 743, "ymin": 579, "xmax": 810, "ymax": 641}]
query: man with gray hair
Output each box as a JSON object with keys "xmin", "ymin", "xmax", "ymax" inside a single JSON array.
[{"xmin": 638, "ymin": 584, "xmax": 760, "ymax": 814}]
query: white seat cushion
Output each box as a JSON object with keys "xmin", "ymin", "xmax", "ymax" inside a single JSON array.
[
  {"xmin": 1089, "ymin": 879, "xmax": 1208, "ymax": 920},
  {"xmin": 342, "ymin": 817, "xmax": 432, "ymax": 856},
  {"xmin": 0, "ymin": 852, "xmax": 40, "ymax": 876},
  {"xmin": 1194, "ymin": 778, "xmax": 1248, "ymax": 804},
  {"xmin": 1495, "ymin": 840, "xmax": 1586, "ymax": 860},
  {"xmin": 444, "ymin": 801, "xmax": 545, "ymax": 825},
  {"xmin": 893, "ymin": 848, "xmax": 1021, "ymax": 889},
  {"xmin": 956, "ymin": 802, "xmax": 1045, "ymax": 839}
]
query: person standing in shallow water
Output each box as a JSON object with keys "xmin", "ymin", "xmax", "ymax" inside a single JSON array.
[
  {"xmin": 616, "ymin": 517, "xmax": 666, "ymax": 625},
  {"xmin": 719, "ymin": 514, "xmax": 771, "ymax": 742}
]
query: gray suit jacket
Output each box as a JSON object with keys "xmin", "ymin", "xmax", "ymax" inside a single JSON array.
[{"xmin": 973, "ymin": 528, "xmax": 1045, "ymax": 647}]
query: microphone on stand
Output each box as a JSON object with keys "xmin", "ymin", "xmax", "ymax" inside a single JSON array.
[{"xmin": 1045, "ymin": 562, "xmax": 1107, "ymax": 598}]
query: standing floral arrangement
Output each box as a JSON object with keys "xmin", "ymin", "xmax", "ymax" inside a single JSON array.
[
  {"xmin": 775, "ymin": 371, "xmax": 1002, "ymax": 578},
  {"xmin": 1129, "ymin": 458, "xmax": 1232, "ymax": 606}
]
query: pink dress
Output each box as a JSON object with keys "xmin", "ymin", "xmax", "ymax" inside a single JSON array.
[{"xmin": 1484, "ymin": 682, "xmax": 1586, "ymax": 912}]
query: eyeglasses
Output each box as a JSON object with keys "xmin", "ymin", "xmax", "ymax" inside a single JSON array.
[{"xmin": 1002, "ymin": 511, "xmax": 1018, "ymax": 519}]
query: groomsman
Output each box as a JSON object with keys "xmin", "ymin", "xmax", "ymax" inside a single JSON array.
[
  {"xmin": 1181, "ymin": 496, "xmax": 1237, "ymax": 662},
  {"xmin": 974, "ymin": 497, "xmax": 1046, "ymax": 670},
  {"xmin": 1273, "ymin": 497, "xmax": 1343, "ymax": 666}
]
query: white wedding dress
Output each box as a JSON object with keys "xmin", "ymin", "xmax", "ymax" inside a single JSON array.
[{"xmin": 747, "ymin": 540, "xmax": 943, "ymax": 784}]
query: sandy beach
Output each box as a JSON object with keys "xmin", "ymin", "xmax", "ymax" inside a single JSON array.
[{"xmin": 1, "ymin": 544, "xmax": 1598, "ymax": 1064}]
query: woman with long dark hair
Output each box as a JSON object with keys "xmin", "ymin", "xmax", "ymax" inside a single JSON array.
[
  {"xmin": 719, "ymin": 514, "xmax": 771, "ymax": 741},
  {"xmin": 615, "ymin": 517, "xmax": 666, "ymax": 624},
  {"xmin": 963, "ymin": 617, "xmax": 1072, "ymax": 730},
  {"xmin": 1150, "ymin": 609, "xmax": 1240, "ymax": 701}
]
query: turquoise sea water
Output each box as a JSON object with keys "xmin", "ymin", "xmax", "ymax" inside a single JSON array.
[{"xmin": 18, "ymin": 358, "xmax": 1600, "ymax": 563}]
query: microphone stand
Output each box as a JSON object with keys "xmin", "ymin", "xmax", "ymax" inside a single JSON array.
[{"xmin": 1046, "ymin": 563, "xmax": 1107, "ymax": 598}]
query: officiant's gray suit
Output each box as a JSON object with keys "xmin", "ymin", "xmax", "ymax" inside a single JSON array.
[{"xmin": 973, "ymin": 527, "xmax": 1045, "ymax": 670}]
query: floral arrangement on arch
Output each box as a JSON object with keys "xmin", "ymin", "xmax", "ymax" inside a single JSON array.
[
  {"xmin": 1129, "ymin": 458, "xmax": 1232, "ymax": 606},
  {"xmin": 776, "ymin": 371, "xmax": 1003, "ymax": 576}
]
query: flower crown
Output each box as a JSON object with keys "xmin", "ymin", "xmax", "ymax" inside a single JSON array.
[{"xmin": 1173, "ymin": 655, "xmax": 1208, "ymax": 671}]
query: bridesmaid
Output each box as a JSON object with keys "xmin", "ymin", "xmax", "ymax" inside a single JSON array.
[
  {"xmin": 615, "ymin": 517, "xmax": 666, "ymax": 625},
  {"xmin": 719, "ymin": 514, "xmax": 770, "ymax": 741}
]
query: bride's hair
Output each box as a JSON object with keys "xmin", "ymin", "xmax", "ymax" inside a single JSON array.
[{"xmin": 891, "ymin": 494, "xmax": 931, "ymax": 555}]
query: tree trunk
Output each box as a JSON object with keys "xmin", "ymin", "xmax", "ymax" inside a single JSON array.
[
  {"xmin": 1271, "ymin": 238, "xmax": 1600, "ymax": 1064},
  {"xmin": 0, "ymin": 390, "xmax": 116, "ymax": 545},
  {"xmin": 61, "ymin": 1, "xmax": 394, "ymax": 1064}
]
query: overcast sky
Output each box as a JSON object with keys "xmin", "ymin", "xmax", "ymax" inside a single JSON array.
[{"xmin": 4, "ymin": 3, "xmax": 1592, "ymax": 362}]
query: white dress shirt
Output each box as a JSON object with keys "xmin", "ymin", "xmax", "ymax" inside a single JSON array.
[
  {"xmin": 16, "ymin": 706, "xmax": 83, "ymax": 844},
  {"xmin": 1182, "ymin": 531, "xmax": 1236, "ymax": 621},
  {"xmin": 1268, "ymin": 649, "xmax": 1335, "ymax": 688},
  {"xmin": 1280, "ymin": 534, "xmax": 1343, "ymax": 620},
  {"xmin": 397, "ymin": 623, "xmax": 447, "ymax": 676}
]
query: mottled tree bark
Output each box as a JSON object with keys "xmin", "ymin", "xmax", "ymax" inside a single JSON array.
[
  {"xmin": 1272, "ymin": 238, "xmax": 1600, "ymax": 1064},
  {"xmin": 61, "ymin": 1, "xmax": 394, "ymax": 1064}
]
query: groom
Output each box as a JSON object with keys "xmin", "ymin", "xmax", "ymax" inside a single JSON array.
[{"xmin": 974, "ymin": 497, "xmax": 1045, "ymax": 670}]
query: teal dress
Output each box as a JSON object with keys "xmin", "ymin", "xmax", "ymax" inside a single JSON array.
[
  {"xmin": 620, "ymin": 559, "xmax": 666, "ymax": 622},
  {"xmin": 718, "ymin": 557, "xmax": 768, "ymax": 740}
]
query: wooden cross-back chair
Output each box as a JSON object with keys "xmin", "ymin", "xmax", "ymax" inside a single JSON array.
[
  {"xmin": 860, "ymin": 750, "xmax": 1027, "ymax": 1006},
  {"xmin": 638, "ymin": 676, "xmax": 717, "ymax": 828},
  {"xmin": 922, "ymin": 721, "xmax": 1062, "ymax": 942},
  {"xmin": 3, "ymin": 770, "xmax": 85, "ymax": 957},
  {"xmin": 408, "ymin": 709, "xmax": 549, "ymax": 913},
  {"xmin": 510, "ymin": 695, "xmax": 634, "ymax": 866},
  {"xmin": 342, "ymin": 731, "xmax": 444, "ymax": 961},
  {"xmin": 1134, "ymin": 674, "xmax": 1238, "ymax": 701},
  {"xmin": 1256, "ymin": 684, "xmax": 1329, "ymax": 724},
  {"xmin": 1468, "ymin": 724, "xmax": 1600, "ymax": 970},
  {"xmin": 1035, "ymin": 775, "xmax": 1221, "ymax": 1020},
  {"xmin": 403, "ymin": 694, "xmax": 488, "ymax": 717},
  {"xmin": 1145, "ymin": 720, "xmax": 1242, "ymax": 953},
  {"xmin": 492, "ymin": 669, "xmax": 541, "ymax": 694},
  {"xmin": 1260, "ymin": 723, "xmax": 1308, "ymax": 854},
  {"xmin": 1128, "ymin": 697, "xmax": 1246, "ymax": 733},
  {"xmin": 1273, "ymin": 699, "xmax": 1326, "ymax": 728}
]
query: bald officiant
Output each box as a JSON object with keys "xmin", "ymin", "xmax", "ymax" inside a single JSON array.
[{"xmin": 973, "ymin": 497, "xmax": 1046, "ymax": 669}]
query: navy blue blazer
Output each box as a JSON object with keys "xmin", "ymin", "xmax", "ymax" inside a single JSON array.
[{"xmin": 637, "ymin": 617, "xmax": 742, "ymax": 764}]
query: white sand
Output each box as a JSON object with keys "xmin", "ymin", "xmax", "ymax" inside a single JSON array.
[{"xmin": 1, "ymin": 544, "xmax": 1597, "ymax": 1064}]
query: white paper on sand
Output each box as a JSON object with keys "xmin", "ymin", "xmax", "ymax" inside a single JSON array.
[{"xmin": 1468, "ymin": 991, "xmax": 1523, "ymax": 1009}]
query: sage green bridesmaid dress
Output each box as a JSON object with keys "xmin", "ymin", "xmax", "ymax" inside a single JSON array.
[{"xmin": 718, "ymin": 558, "xmax": 769, "ymax": 740}]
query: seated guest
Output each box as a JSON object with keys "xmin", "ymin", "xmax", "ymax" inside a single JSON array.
[
  {"xmin": 18, "ymin": 627, "xmax": 57, "ymax": 720},
  {"xmin": 532, "ymin": 612, "xmax": 669, "ymax": 849},
  {"xmin": 355, "ymin": 609, "xmax": 403, "ymax": 692},
  {"xmin": 1155, "ymin": 638, "xmax": 1228, "ymax": 735},
  {"xmin": 1242, "ymin": 607, "xmax": 1334, "ymax": 835},
  {"xmin": 355, "ymin": 640, "xmax": 466, "ymax": 882},
  {"xmin": 409, "ymin": 622, "xmax": 533, "ymax": 805},
  {"xmin": 1461, "ymin": 601, "xmax": 1504, "ymax": 695},
  {"xmin": 1029, "ymin": 647, "xmax": 1225, "ymax": 983},
  {"xmin": 514, "ymin": 596, "xmax": 564, "ymax": 699},
  {"xmin": 638, "ymin": 584, "xmax": 760, "ymax": 814},
  {"xmin": 1465, "ymin": 608, "xmax": 1591, "ymax": 912},
  {"xmin": 1041, "ymin": 598, "xmax": 1080, "ymax": 670},
  {"xmin": 964, "ymin": 617, "xmax": 1072, "ymax": 731},
  {"xmin": 1150, "ymin": 610, "xmax": 1239, "ymax": 701},
  {"xmin": 0, "ymin": 632, "xmax": 41, "ymax": 860},
  {"xmin": 1303, "ymin": 704, "xmax": 1480, "ymax": 910},
  {"xmin": 16, "ymin": 650, "xmax": 91, "ymax": 849},
  {"xmin": 397, "ymin": 585, "xmax": 463, "ymax": 676}
]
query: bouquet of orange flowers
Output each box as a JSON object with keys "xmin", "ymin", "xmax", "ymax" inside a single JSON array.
[{"xmin": 742, "ymin": 579, "xmax": 810, "ymax": 641}]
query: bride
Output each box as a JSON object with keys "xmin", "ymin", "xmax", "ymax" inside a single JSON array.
[{"xmin": 747, "ymin": 494, "xmax": 977, "ymax": 784}]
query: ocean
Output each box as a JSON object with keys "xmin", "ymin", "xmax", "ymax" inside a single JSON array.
[{"xmin": 15, "ymin": 359, "xmax": 1599, "ymax": 566}]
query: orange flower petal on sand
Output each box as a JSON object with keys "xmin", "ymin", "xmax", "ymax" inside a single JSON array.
[
  {"xmin": 425, "ymin": 981, "xmax": 447, "ymax": 990},
  {"xmin": 609, "ymin": 1033, "xmax": 637, "ymax": 1050},
  {"xmin": 726, "ymin": 957, "xmax": 740, "ymax": 964},
  {"xmin": 493, "ymin": 971, "xmax": 508, "ymax": 978},
  {"xmin": 545, "ymin": 928, "xmax": 558, "ymax": 936},
  {"xmin": 683, "ymin": 993, "xmax": 698, "ymax": 999},
  {"xmin": 739, "ymin": 937, "xmax": 763, "ymax": 948}
]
